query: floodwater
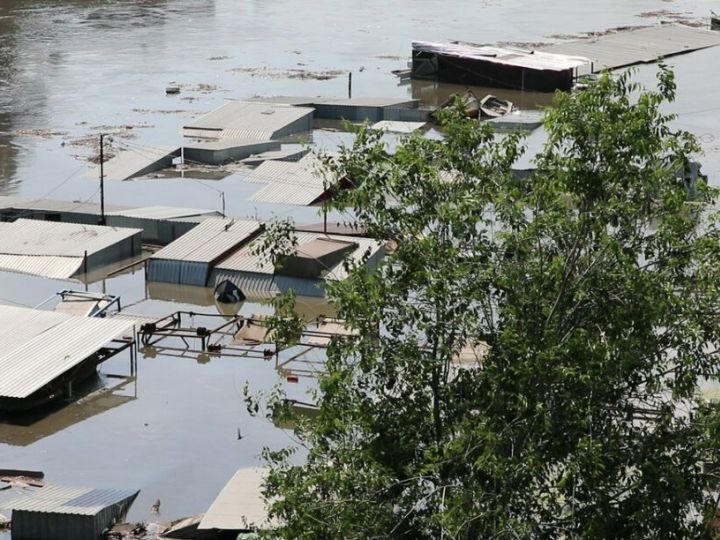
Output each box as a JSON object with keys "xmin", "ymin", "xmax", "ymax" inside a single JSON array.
[{"xmin": 1, "ymin": 0, "xmax": 720, "ymax": 531}]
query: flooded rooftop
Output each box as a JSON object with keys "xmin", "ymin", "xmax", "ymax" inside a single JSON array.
[{"xmin": 1, "ymin": 0, "xmax": 720, "ymax": 535}]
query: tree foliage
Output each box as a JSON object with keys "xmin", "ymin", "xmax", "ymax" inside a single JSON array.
[{"xmin": 258, "ymin": 68, "xmax": 720, "ymax": 538}]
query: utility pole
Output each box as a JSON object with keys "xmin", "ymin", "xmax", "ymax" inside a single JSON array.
[{"xmin": 99, "ymin": 133, "xmax": 106, "ymax": 225}]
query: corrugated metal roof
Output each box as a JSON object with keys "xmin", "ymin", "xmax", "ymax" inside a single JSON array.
[
  {"xmin": 183, "ymin": 101, "xmax": 314, "ymax": 140},
  {"xmin": 105, "ymin": 206, "xmax": 221, "ymax": 220},
  {"xmin": 215, "ymin": 231, "xmax": 383, "ymax": 281},
  {"xmin": 0, "ymin": 254, "xmax": 82, "ymax": 280},
  {"xmin": 102, "ymin": 146, "xmax": 179, "ymax": 181},
  {"xmin": 541, "ymin": 24, "xmax": 720, "ymax": 71},
  {"xmin": 413, "ymin": 41, "xmax": 589, "ymax": 71},
  {"xmin": 0, "ymin": 219, "xmax": 141, "ymax": 257},
  {"xmin": 151, "ymin": 218, "xmax": 262, "ymax": 263},
  {"xmin": 0, "ymin": 305, "xmax": 135, "ymax": 399},
  {"xmin": 246, "ymin": 156, "xmax": 326, "ymax": 205},
  {"xmin": 198, "ymin": 468, "xmax": 269, "ymax": 531},
  {"xmin": 5, "ymin": 484, "xmax": 139, "ymax": 516}
]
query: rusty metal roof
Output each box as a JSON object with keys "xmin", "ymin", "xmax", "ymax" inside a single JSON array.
[
  {"xmin": 541, "ymin": 24, "xmax": 720, "ymax": 71},
  {"xmin": 0, "ymin": 305, "xmax": 135, "ymax": 399}
]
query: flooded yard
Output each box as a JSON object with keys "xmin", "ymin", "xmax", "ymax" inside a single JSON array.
[{"xmin": 1, "ymin": 0, "xmax": 720, "ymax": 532}]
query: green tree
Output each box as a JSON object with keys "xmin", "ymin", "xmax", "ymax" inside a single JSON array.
[{"xmin": 259, "ymin": 68, "xmax": 720, "ymax": 538}]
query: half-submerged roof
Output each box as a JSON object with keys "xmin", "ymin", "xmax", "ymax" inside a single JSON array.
[
  {"xmin": 0, "ymin": 305, "xmax": 135, "ymax": 399},
  {"xmin": 183, "ymin": 101, "xmax": 314, "ymax": 140},
  {"xmin": 0, "ymin": 219, "xmax": 142, "ymax": 279},
  {"xmin": 246, "ymin": 155, "xmax": 326, "ymax": 205},
  {"xmin": 198, "ymin": 468, "xmax": 269, "ymax": 531}
]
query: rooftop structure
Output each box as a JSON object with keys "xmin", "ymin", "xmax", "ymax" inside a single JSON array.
[
  {"xmin": 541, "ymin": 24, "xmax": 720, "ymax": 74},
  {"xmin": 198, "ymin": 468, "xmax": 269, "ymax": 532},
  {"xmin": 412, "ymin": 41, "xmax": 589, "ymax": 91},
  {"xmin": 147, "ymin": 218, "xmax": 263, "ymax": 286},
  {"xmin": 0, "ymin": 219, "xmax": 142, "ymax": 279},
  {"xmin": 182, "ymin": 139, "xmax": 281, "ymax": 165},
  {"xmin": 210, "ymin": 231, "xmax": 385, "ymax": 298},
  {"xmin": 182, "ymin": 101, "xmax": 314, "ymax": 140},
  {"xmin": 4, "ymin": 483, "xmax": 139, "ymax": 540},
  {"xmin": 101, "ymin": 145, "xmax": 180, "ymax": 181},
  {"xmin": 0, "ymin": 304, "xmax": 135, "ymax": 404},
  {"xmin": 246, "ymin": 155, "xmax": 327, "ymax": 205}
]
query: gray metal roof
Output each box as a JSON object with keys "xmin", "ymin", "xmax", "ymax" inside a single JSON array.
[
  {"xmin": 183, "ymin": 101, "xmax": 314, "ymax": 140},
  {"xmin": 541, "ymin": 24, "xmax": 720, "ymax": 71},
  {"xmin": 198, "ymin": 468, "xmax": 269, "ymax": 531},
  {"xmin": 246, "ymin": 156, "xmax": 326, "ymax": 205},
  {"xmin": 0, "ymin": 219, "xmax": 141, "ymax": 279},
  {"xmin": 151, "ymin": 218, "xmax": 262, "ymax": 263},
  {"xmin": 5, "ymin": 484, "xmax": 139, "ymax": 516},
  {"xmin": 0, "ymin": 219, "xmax": 141, "ymax": 257},
  {"xmin": 215, "ymin": 231, "xmax": 384, "ymax": 281},
  {"xmin": 0, "ymin": 195, "xmax": 127, "ymax": 215},
  {"xmin": 102, "ymin": 146, "xmax": 179, "ymax": 181},
  {"xmin": 413, "ymin": 41, "xmax": 590, "ymax": 71},
  {"xmin": 105, "ymin": 205, "xmax": 221, "ymax": 220},
  {"xmin": 0, "ymin": 305, "xmax": 135, "ymax": 399}
]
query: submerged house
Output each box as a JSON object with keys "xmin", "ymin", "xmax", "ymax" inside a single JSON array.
[
  {"xmin": 209, "ymin": 231, "xmax": 386, "ymax": 298},
  {"xmin": 411, "ymin": 41, "xmax": 589, "ymax": 92},
  {"xmin": 147, "ymin": 218, "xmax": 263, "ymax": 286},
  {"xmin": 0, "ymin": 219, "xmax": 142, "ymax": 280}
]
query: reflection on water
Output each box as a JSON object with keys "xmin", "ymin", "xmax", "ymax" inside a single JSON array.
[{"xmin": 0, "ymin": 374, "xmax": 136, "ymax": 447}]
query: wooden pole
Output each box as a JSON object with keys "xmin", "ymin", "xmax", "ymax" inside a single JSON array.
[{"xmin": 99, "ymin": 134, "xmax": 106, "ymax": 225}]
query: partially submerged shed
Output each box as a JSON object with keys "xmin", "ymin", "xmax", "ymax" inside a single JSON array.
[
  {"xmin": 147, "ymin": 218, "xmax": 263, "ymax": 286},
  {"xmin": 0, "ymin": 219, "xmax": 142, "ymax": 279},
  {"xmin": 411, "ymin": 41, "xmax": 589, "ymax": 91},
  {"xmin": 210, "ymin": 231, "xmax": 385, "ymax": 298},
  {"xmin": 5, "ymin": 484, "xmax": 139, "ymax": 540},
  {"xmin": 183, "ymin": 101, "xmax": 314, "ymax": 140},
  {"xmin": 101, "ymin": 146, "xmax": 180, "ymax": 181},
  {"xmin": 182, "ymin": 139, "xmax": 281, "ymax": 165},
  {"xmin": 0, "ymin": 305, "xmax": 135, "ymax": 411}
]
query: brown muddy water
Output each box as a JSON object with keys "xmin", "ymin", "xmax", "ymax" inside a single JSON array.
[{"xmin": 1, "ymin": 0, "xmax": 720, "ymax": 530}]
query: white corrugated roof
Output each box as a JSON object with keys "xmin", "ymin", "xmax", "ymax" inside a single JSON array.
[
  {"xmin": 151, "ymin": 218, "xmax": 262, "ymax": 263},
  {"xmin": 4, "ymin": 484, "xmax": 139, "ymax": 516},
  {"xmin": 216, "ymin": 231, "xmax": 383, "ymax": 280},
  {"xmin": 413, "ymin": 41, "xmax": 589, "ymax": 71},
  {"xmin": 0, "ymin": 305, "xmax": 135, "ymax": 399},
  {"xmin": 183, "ymin": 101, "xmax": 314, "ymax": 140},
  {"xmin": 105, "ymin": 206, "xmax": 221, "ymax": 220},
  {"xmin": 198, "ymin": 468, "xmax": 269, "ymax": 531},
  {"xmin": 0, "ymin": 254, "xmax": 82, "ymax": 280},
  {"xmin": 0, "ymin": 219, "xmax": 141, "ymax": 257},
  {"xmin": 246, "ymin": 156, "xmax": 326, "ymax": 205}
]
